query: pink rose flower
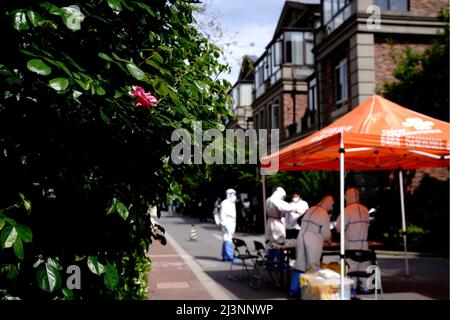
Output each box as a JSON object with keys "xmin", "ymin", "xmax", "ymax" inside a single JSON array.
[{"xmin": 128, "ymin": 86, "xmax": 158, "ymax": 108}]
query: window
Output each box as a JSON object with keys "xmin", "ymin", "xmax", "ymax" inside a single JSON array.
[
  {"xmin": 258, "ymin": 110, "xmax": 265, "ymax": 129},
  {"xmin": 335, "ymin": 58, "xmax": 348, "ymax": 108},
  {"xmin": 263, "ymin": 56, "xmax": 269, "ymax": 81},
  {"xmin": 270, "ymin": 102, "xmax": 280, "ymax": 129},
  {"xmin": 305, "ymin": 33, "xmax": 314, "ymax": 65},
  {"xmin": 308, "ymin": 78, "xmax": 319, "ymax": 125},
  {"xmin": 374, "ymin": 0, "xmax": 409, "ymax": 11},
  {"xmin": 239, "ymin": 84, "xmax": 252, "ymax": 106},
  {"xmin": 274, "ymin": 40, "xmax": 282, "ymax": 66},
  {"xmin": 308, "ymin": 78, "xmax": 318, "ymax": 113},
  {"xmin": 284, "ymin": 32, "xmax": 314, "ymax": 65},
  {"xmin": 323, "ymin": 0, "xmax": 351, "ymax": 33}
]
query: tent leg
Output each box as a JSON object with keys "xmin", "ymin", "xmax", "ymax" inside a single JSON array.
[
  {"xmin": 339, "ymin": 133, "xmax": 345, "ymax": 299},
  {"xmin": 399, "ymin": 170, "xmax": 410, "ymax": 276},
  {"xmin": 261, "ymin": 174, "xmax": 267, "ymax": 241}
]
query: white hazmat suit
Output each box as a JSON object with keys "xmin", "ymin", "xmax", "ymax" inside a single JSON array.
[
  {"xmin": 336, "ymin": 188, "xmax": 371, "ymax": 290},
  {"xmin": 220, "ymin": 189, "xmax": 237, "ymax": 262},
  {"xmin": 285, "ymin": 196, "xmax": 309, "ymax": 239},
  {"xmin": 294, "ymin": 195, "xmax": 333, "ymax": 272},
  {"xmin": 266, "ymin": 187, "xmax": 298, "ymax": 245}
]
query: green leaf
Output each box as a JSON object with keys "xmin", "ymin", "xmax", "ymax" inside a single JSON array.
[
  {"xmin": 19, "ymin": 193, "xmax": 32, "ymax": 213},
  {"xmin": 115, "ymin": 200, "xmax": 129, "ymax": 220},
  {"xmin": 0, "ymin": 219, "xmax": 5, "ymax": 230},
  {"xmin": 104, "ymin": 264, "xmax": 119, "ymax": 291},
  {"xmin": 114, "ymin": 90, "xmax": 123, "ymax": 98},
  {"xmin": 73, "ymin": 90, "xmax": 82, "ymax": 103},
  {"xmin": 16, "ymin": 224, "xmax": 32, "ymax": 243},
  {"xmin": 87, "ymin": 256, "xmax": 105, "ymax": 275},
  {"xmin": 5, "ymin": 217, "xmax": 17, "ymax": 226},
  {"xmin": 1, "ymin": 226, "xmax": 17, "ymax": 249},
  {"xmin": 14, "ymin": 237, "xmax": 24, "ymax": 260},
  {"xmin": 111, "ymin": 52, "xmax": 130, "ymax": 63},
  {"xmin": 62, "ymin": 288, "xmax": 75, "ymax": 300},
  {"xmin": 126, "ymin": 63, "xmax": 145, "ymax": 80},
  {"xmin": 152, "ymin": 52, "xmax": 164, "ymax": 64},
  {"xmin": 106, "ymin": 198, "xmax": 117, "ymax": 215},
  {"xmin": 49, "ymin": 78, "xmax": 69, "ymax": 91},
  {"xmin": 36, "ymin": 263, "xmax": 62, "ymax": 293},
  {"xmin": 107, "ymin": 0, "xmax": 123, "ymax": 12},
  {"xmin": 74, "ymin": 78, "xmax": 90, "ymax": 91},
  {"xmin": 61, "ymin": 5, "xmax": 85, "ymax": 31},
  {"xmin": 98, "ymin": 52, "xmax": 113, "ymax": 62},
  {"xmin": 47, "ymin": 257, "xmax": 63, "ymax": 270},
  {"xmin": 27, "ymin": 59, "xmax": 52, "ymax": 76},
  {"xmin": 40, "ymin": 2, "xmax": 63, "ymax": 16},
  {"xmin": 13, "ymin": 11, "xmax": 29, "ymax": 31},
  {"xmin": 26, "ymin": 10, "xmax": 42, "ymax": 27},
  {"xmin": 96, "ymin": 86, "xmax": 106, "ymax": 96},
  {"xmin": 100, "ymin": 110, "xmax": 110, "ymax": 124},
  {"xmin": 75, "ymin": 255, "xmax": 85, "ymax": 262}
]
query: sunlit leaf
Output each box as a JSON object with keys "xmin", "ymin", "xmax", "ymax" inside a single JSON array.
[
  {"xmin": 87, "ymin": 256, "xmax": 105, "ymax": 275},
  {"xmin": 13, "ymin": 11, "xmax": 29, "ymax": 31},
  {"xmin": 126, "ymin": 63, "xmax": 145, "ymax": 80},
  {"xmin": 49, "ymin": 77, "xmax": 69, "ymax": 91},
  {"xmin": 36, "ymin": 263, "xmax": 62, "ymax": 293},
  {"xmin": 27, "ymin": 59, "xmax": 52, "ymax": 76}
]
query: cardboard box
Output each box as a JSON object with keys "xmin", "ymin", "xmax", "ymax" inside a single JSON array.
[{"xmin": 300, "ymin": 272, "xmax": 354, "ymax": 300}]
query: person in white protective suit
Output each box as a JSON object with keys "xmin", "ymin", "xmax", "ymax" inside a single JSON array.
[
  {"xmin": 336, "ymin": 187, "xmax": 371, "ymax": 291},
  {"xmin": 220, "ymin": 189, "xmax": 237, "ymax": 262},
  {"xmin": 265, "ymin": 187, "xmax": 299, "ymax": 246},
  {"xmin": 285, "ymin": 193, "xmax": 309, "ymax": 240},
  {"xmin": 294, "ymin": 195, "xmax": 333, "ymax": 272}
]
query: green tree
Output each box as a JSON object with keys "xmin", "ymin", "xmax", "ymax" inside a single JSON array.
[
  {"xmin": 377, "ymin": 9, "xmax": 449, "ymax": 253},
  {"xmin": 0, "ymin": 0, "xmax": 231, "ymax": 299}
]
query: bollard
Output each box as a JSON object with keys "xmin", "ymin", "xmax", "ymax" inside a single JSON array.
[{"xmin": 189, "ymin": 224, "xmax": 198, "ymax": 241}]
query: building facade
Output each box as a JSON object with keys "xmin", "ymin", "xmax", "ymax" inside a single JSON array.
[
  {"xmin": 228, "ymin": 55, "xmax": 256, "ymax": 130},
  {"xmin": 315, "ymin": 0, "xmax": 448, "ymax": 127},
  {"xmin": 230, "ymin": 0, "xmax": 448, "ymax": 149},
  {"xmin": 250, "ymin": 1, "xmax": 321, "ymax": 148}
]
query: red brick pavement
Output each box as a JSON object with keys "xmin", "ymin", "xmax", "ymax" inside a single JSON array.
[{"xmin": 147, "ymin": 239, "xmax": 214, "ymax": 300}]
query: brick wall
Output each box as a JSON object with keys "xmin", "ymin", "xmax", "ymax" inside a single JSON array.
[
  {"xmin": 318, "ymin": 43, "xmax": 351, "ymax": 125},
  {"xmin": 409, "ymin": 0, "xmax": 449, "ymax": 17},
  {"xmin": 374, "ymin": 37, "xmax": 430, "ymax": 88}
]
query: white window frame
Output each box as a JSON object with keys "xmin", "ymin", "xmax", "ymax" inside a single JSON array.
[
  {"xmin": 335, "ymin": 58, "xmax": 348, "ymax": 108},
  {"xmin": 270, "ymin": 102, "xmax": 280, "ymax": 130}
]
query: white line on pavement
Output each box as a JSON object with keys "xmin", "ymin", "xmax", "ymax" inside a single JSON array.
[{"xmin": 212, "ymin": 234, "xmax": 222, "ymax": 241}]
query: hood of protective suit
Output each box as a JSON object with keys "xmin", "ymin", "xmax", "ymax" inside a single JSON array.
[
  {"xmin": 319, "ymin": 195, "xmax": 334, "ymax": 212},
  {"xmin": 271, "ymin": 187, "xmax": 286, "ymax": 201},
  {"xmin": 226, "ymin": 189, "xmax": 237, "ymax": 202},
  {"xmin": 345, "ymin": 188, "xmax": 360, "ymax": 205}
]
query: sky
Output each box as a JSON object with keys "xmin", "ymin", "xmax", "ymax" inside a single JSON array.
[{"xmin": 194, "ymin": 0, "xmax": 286, "ymax": 84}]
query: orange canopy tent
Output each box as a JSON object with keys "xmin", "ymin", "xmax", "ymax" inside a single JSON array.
[
  {"xmin": 261, "ymin": 95, "xmax": 450, "ymax": 298},
  {"xmin": 263, "ymin": 95, "xmax": 450, "ymax": 171}
]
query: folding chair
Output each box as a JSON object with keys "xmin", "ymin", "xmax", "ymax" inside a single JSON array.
[
  {"xmin": 228, "ymin": 238, "xmax": 258, "ymax": 281},
  {"xmin": 345, "ymin": 250, "xmax": 384, "ymax": 300},
  {"xmin": 249, "ymin": 240, "xmax": 280, "ymax": 289}
]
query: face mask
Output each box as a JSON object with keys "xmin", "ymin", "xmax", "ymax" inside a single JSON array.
[
  {"xmin": 292, "ymin": 197, "xmax": 300, "ymax": 202},
  {"xmin": 229, "ymin": 195, "xmax": 237, "ymax": 202}
]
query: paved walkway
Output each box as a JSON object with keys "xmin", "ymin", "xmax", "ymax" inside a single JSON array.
[{"xmin": 147, "ymin": 232, "xmax": 230, "ymax": 300}]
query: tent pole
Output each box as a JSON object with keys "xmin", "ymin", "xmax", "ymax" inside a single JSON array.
[
  {"xmin": 261, "ymin": 174, "xmax": 267, "ymax": 241},
  {"xmin": 339, "ymin": 133, "xmax": 345, "ymax": 299},
  {"xmin": 399, "ymin": 169, "xmax": 410, "ymax": 276}
]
